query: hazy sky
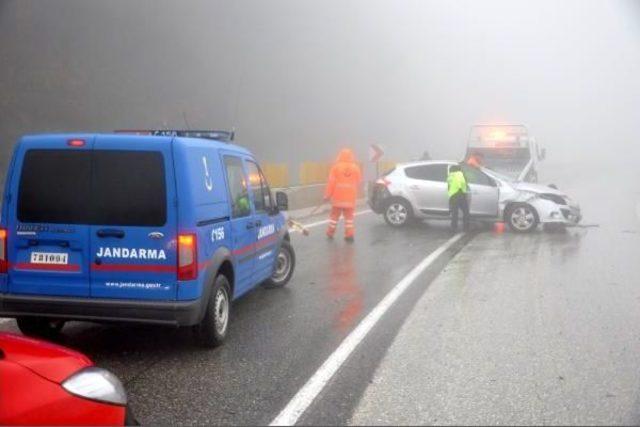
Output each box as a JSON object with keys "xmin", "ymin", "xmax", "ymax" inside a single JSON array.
[{"xmin": 1, "ymin": 0, "xmax": 638, "ymax": 184}]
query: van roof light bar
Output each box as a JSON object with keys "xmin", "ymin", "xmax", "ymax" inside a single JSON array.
[{"xmin": 114, "ymin": 129, "xmax": 235, "ymax": 142}]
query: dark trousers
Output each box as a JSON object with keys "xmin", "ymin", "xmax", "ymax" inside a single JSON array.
[{"xmin": 449, "ymin": 192, "xmax": 470, "ymax": 231}]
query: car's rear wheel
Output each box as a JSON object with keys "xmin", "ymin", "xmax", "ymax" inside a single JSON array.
[
  {"xmin": 384, "ymin": 199, "xmax": 412, "ymax": 227},
  {"xmin": 263, "ymin": 240, "xmax": 295, "ymax": 289},
  {"xmin": 506, "ymin": 204, "xmax": 539, "ymax": 233},
  {"xmin": 16, "ymin": 317, "xmax": 65, "ymax": 339},
  {"xmin": 194, "ymin": 275, "xmax": 231, "ymax": 348}
]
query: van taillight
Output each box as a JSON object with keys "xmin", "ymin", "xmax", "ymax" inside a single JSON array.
[
  {"xmin": 177, "ymin": 233, "xmax": 197, "ymax": 281},
  {"xmin": 0, "ymin": 228, "xmax": 7, "ymax": 273}
]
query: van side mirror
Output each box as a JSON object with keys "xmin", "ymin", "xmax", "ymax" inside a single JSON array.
[{"xmin": 275, "ymin": 191, "xmax": 289, "ymax": 211}]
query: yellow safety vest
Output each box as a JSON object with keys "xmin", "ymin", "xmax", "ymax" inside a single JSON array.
[{"xmin": 447, "ymin": 171, "xmax": 468, "ymax": 197}]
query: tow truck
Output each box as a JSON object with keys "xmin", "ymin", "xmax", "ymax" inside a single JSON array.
[{"xmin": 465, "ymin": 124, "xmax": 545, "ymax": 183}]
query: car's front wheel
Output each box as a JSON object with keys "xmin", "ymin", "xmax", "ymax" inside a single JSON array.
[
  {"xmin": 384, "ymin": 199, "xmax": 412, "ymax": 227},
  {"xmin": 16, "ymin": 317, "xmax": 65, "ymax": 339},
  {"xmin": 506, "ymin": 204, "xmax": 539, "ymax": 233},
  {"xmin": 194, "ymin": 275, "xmax": 231, "ymax": 348}
]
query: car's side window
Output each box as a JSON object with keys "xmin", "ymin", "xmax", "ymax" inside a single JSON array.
[
  {"xmin": 405, "ymin": 164, "xmax": 448, "ymax": 182},
  {"xmin": 460, "ymin": 165, "xmax": 495, "ymax": 187},
  {"xmin": 245, "ymin": 160, "xmax": 270, "ymax": 213},
  {"xmin": 223, "ymin": 156, "xmax": 251, "ymax": 218}
]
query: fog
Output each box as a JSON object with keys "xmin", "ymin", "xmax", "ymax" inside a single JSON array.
[{"xmin": 1, "ymin": 0, "xmax": 639, "ymax": 185}]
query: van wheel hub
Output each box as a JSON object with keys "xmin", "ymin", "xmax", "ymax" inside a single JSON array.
[
  {"xmin": 272, "ymin": 248, "xmax": 292, "ymax": 283},
  {"xmin": 214, "ymin": 288, "xmax": 229, "ymax": 335}
]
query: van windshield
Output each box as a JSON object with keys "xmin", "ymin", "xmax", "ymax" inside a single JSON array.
[{"xmin": 18, "ymin": 149, "xmax": 166, "ymax": 226}]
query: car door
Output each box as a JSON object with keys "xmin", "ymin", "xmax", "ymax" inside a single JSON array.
[
  {"xmin": 245, "ymin": 159, "xmax": 278, "ymax": 282},
  {"xmin": 404, "ymin": 164, "xmax": 449, "ymax": 216},
  {"xmin": 460, "ymin": 165, "xmax": 500, "ymax": 218},
  {"xmin": 89, "ymin": 138, "xmax": 178, "ymax": 300},
  {"xmin": 221, "ymin": 154, "xmax": 256, "ymax": 297}
]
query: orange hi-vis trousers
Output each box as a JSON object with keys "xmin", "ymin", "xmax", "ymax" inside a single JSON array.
[{"xmin": 327, "ymin": 207, "xmax": 355, "ymax": 238}]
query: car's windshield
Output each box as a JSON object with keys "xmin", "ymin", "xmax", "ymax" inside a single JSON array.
[{"xmin": 482, "ymin": 167, "xmax": 516, "ymax": 184}]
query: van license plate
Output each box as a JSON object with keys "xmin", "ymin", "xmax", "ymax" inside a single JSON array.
[{"xmin": 30, "ymin": 252, "xmax": 69, "ymax": 265}]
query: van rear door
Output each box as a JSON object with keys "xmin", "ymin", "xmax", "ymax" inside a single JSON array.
[
  {"xmin": 9, "ymin": 139, "xmax": 94, "ymax": 297},
  {"xmin": 89, "ymin": 137, "xmax": 178, "ymax": 300}
]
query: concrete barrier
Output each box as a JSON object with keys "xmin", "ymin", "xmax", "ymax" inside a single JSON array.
[
  {"xmin": 262, "ymin": 163, "xmax": 289, "ymax": 188},
  {"xmin": 273, "ymin": 182, "xmax": 366, "ymax": 211},
  {"xmin": 299, "ymin": 162, "xmax": 331, "ymax": 186}
]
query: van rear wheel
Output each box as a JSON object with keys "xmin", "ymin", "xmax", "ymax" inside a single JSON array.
[
  {"xmin": 16, "ymin": 317, "xmax": 65, "ymax": 339},
  {"xmin": 194, "ymin": 275, "xmax": 231, "ymax": 348}
]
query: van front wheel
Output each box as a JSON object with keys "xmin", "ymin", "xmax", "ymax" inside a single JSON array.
[
  {"xmin": 16, "ymin": 317, "xmax": 65, "ymax": 339},
  {"xmin": 263, "ymin": 240, "xmax": 296, "ymax": 289},
  {"xmin": 195, "ymin": 275, "xmax": 231, "ymax": 348}
]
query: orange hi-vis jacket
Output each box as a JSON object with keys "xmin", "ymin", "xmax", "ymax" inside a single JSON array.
[{"xmin": 324, "ymin": 149, "xmax": 362, "ymax": 209}]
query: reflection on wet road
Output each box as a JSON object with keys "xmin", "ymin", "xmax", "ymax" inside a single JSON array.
[{"xmin": 327, "ymin": 245, "xmax": 363, "ymax": 333}]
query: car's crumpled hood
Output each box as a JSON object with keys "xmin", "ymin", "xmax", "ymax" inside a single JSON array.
[
  {"xmin": 0, "ymin": 332, "xmax": 92, "ymax": 383},
  {"xmin": 512, "ymin": 182, "xmax": 566, "ymax": 196}
]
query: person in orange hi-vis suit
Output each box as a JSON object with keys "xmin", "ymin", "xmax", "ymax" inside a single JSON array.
[{"xmin": 324, "ymin": 148, "xmax": 362, "ymax": 242}]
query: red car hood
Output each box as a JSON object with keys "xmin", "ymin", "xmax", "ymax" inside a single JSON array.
[{"xmin": 0, "ymin": 332, "xmax": 92, "ymax": 383}]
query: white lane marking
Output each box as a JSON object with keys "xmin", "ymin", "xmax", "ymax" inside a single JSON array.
[
  {"xmin": 289, "ymin": 209, "xmax": 372, "ymax": 233},
  {"xmin": 0, "ymin": 318, "xmax": 11, "ymax": 325},
  {"xmin": 270, "ymin": 233, "xmax": 465, "ymax": 426}
]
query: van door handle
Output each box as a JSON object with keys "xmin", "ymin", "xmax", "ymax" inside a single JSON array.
[
  {"xmin": 246, "ymin": 223, "xmax": 255, "ymax": 230},
  {"xmin": 97, "ymin": 229, "xmax": 125, "ymax": 239},
  {"xmin": 409, "ymin": 185, "xmax": 420, "ymax": 190}
]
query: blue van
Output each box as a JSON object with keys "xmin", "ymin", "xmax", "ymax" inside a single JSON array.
[{"xmin": 0, "ymin": 131, "xmax": 295, "ymax": 346}]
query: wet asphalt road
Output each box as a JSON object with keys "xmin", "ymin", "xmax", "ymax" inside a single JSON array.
[
  {"xmin": 2, "ymin": 161, "xmax": 638, "ymax": 425},
  {"xmin": 351, "ymin": 162, "xmax": 640, "ymax": 425},
  {"xmin": 0, "ymin": 209, "xmax": 468, "ymax": 425}
]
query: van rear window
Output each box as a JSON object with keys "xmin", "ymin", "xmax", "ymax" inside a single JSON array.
[{"xmin": 18, "ymin": 150, "xmax": 166, "ymax": 226}]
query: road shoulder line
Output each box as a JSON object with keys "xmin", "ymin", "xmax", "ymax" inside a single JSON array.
[{"xmin": 270, "ymin": 232, "xmax": 466, "ymax": 426}]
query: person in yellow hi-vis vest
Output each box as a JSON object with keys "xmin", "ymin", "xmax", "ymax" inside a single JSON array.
[{"xmin": 447, "ymin": 164, "xmax": 469, "ymax": 232}]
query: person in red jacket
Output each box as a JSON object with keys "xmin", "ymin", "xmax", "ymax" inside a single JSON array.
[{"xmin": 324, "ymin": 148, "xmax": 362, "ymax": 242}]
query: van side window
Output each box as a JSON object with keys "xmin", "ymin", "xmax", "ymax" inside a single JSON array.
[
  {"xmin": 223, "ymin": 156, "xmax": 251, "ymax": 218},
  {"xmin": 245, "ymin": 161, "xmax": 272, "ymax": 213},
  {"xmin": 258, "ymin": 167, "xmax": 274, "ymax": 212}
]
